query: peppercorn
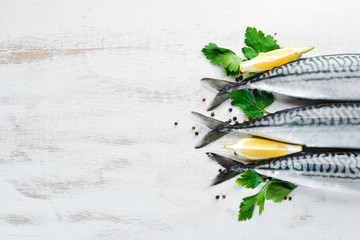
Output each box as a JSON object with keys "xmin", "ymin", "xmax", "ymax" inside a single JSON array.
[
  {"xmin": 288, "ymin": 197, "xmax": 292, "ymax": 201},
  {"xmin": 238, "ymin": 75, "xmax": 243, "ymax": 81},
  {"xmin": 231, "ymin": 101, "xmax": 235, "ymax": 106},
  {"xmin": 202, "ymin": 98, "xmax": 206, "ymax": 102},
  {"xmin": 222, "ymin": 195, "xmax": 226, "ymax": 199},
  {"xmin": 233, "ymin": 117, "xmax": 237, "ymax": 121},
  {"xmin": 195, "ymin": 131, "xmax": 199, "ymax": 136},
  {"xmin": 234, "ymin": 151, "xmax": 237, "ymax": 155},
  {"xmin": 218, "ymin": 169, "xmax": 222, "ymax": 173},
  {"xmin": 235, "ymin": 121, "xmax": 239, "ymax": 124},
  {"xmin": 284, "ymin": 196, "xmax": 287, "ymax": 200},
  {"xmin": 211, "ymin": 112, "xmax": 215, "ymax": 117},
  {"xmin": 192, "ymin": 126, "xmax": 195, "ymax": 130},
  {"xmin": 228, "ymin": 119, "xmax": 232, "ymax": 123},
  {"xmin": 174, "ymin": 122, "xmax": 178, "ymax": 126},
  {"xmin": 235, "ymin": 77, "xmax": 240, "ymax": 82},
  {"xmin": 229, "ymin": 108, "xmax": 233, "ymax": 112},
  {"xmin": 215, "ymin": 195, "xmax": 220, "ymax": 199}
]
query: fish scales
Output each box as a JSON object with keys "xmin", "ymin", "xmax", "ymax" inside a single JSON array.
[
  {"xmin": 203, "ymin": 54, "xmax": 360, "ymax": 110},
  {"xmin": 254, "ymin": 54, "xmax": 360, "ymax": 81},
  {"xmin": 192, "ymin": 102, "xmax": 360, "ymax": 148},
  {"xmin": 243, "ymin": 54, "xmax": 360, "ymax": 101},
  {"xmin": 249, "ymin": 152, "xmax": 360, "ymax": 179}
]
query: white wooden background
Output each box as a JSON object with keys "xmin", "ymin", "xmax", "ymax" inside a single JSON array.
[{"xmin": 1, "ymin": 0, "xmax": 360, "ymax": 239}]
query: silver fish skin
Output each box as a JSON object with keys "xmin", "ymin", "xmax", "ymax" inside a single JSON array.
[
  {"xmin": 203, "ymin": 54, "xmax": 360, "ymax": 111},
  {"xmin": 209, "ymin": 151, "xmax": 360, "ymax": 194},
  {"xmin": 192, "ymin": 102, "xmax": 360, "ymax": 149}
]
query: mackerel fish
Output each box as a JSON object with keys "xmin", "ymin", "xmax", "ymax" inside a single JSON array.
[
  {"xmin": 204, "ymin": 54, "xmax": 360, "ymax": 110},
  {"xmin": 208, "ymin": 151, "xmax": 360, "ymax": 193},
  {"xmin": 192, "ymin": 102, "xmax": 360, "ymax": 149}
]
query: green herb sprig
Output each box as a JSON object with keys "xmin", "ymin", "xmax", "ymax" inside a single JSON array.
[
  {"xmin": 229, "ymin": 89, "xmax": 274, "ymax": 119},
  {"xmin": 242, "ymin": 27, "xmax": 280, "ymax": 60},
  {"xmin": 236, "ymin": 170, "xmax": 297, "ymax": 221},
  {"xmin": 201, "ymin": 43, "xmax": 245, "ymax": 76}
]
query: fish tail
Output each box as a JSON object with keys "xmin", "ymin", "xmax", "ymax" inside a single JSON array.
[
  {"xmin": 191, "ymin": 112, "xmax": 230, "ymax": 148},
  {"xmin": 206, "ymin": 152, "xmax": 247, "ymax": 185},
  {"xmin": 201, "ymin": 78, "xmax": 243, "ymax": 111}
]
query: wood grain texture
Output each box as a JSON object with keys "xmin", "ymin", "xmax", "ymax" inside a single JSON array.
[{"xmin": 1, "ymin": 0, "xmax": 360, "ymax": 239}]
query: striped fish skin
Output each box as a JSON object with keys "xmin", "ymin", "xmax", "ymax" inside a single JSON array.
[
  {"xmin": 217, "ymin": 102, "xmax": 360, "ymax": 148},
  {"xmin": 236, "ymin": 54, "xmax": 360, "ymax": 100},
  {"xmin": 232, "ymin": 151, "xmax": 360, "ymax": 193}
]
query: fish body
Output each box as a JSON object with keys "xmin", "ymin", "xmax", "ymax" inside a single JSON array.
[
  {"xmin": 204, "ymin": 54, "xmax": 360, "ymax": 110},
  {"xmin": 193, "ymin": 102, "xmax": 360, "ymax": 149},
  {"xmin": 209, "ymin": 151, "xmax": 360, "ymax": 193}
]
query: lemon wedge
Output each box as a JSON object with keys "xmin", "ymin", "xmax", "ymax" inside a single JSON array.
[
  {"xmin": 224, "ymin": 137, "xmax": 302, "ymax": 160},
  {"xmin": 240, "ymin": 46, "xmax": 314, "ymax": 73}
]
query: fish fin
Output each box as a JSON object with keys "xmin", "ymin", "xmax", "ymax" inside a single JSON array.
[
  {"xmin": 195, "ymin": 130, "xmax": 228, "ymax": 149},
  {"xmin": 207, "ymin": 92, "xmax": 230, "ymax": 111},
  {"xmin": 206, "ymin": 152, "xmax": 246, "ymax": 185},
  {"xmin": 191, "ymin": 111, "xmax": 224, "ymax": 129},
  {"xmin": 191, "ymin": 112, "xmax": 230, "ymax": 148},
  {"xmin": 212, "ymin": 171, "xmax": 240, "ymax": 185},
  {"xmin": 207, "ymin": 152, "xmax": 240, "ymax": 168},
  {"xmin": 201, "ymin": 78, "xmax": 234, "ymax": 111},
  {"xmin": 201, "ymin": 78, "xmax": 233, "ymax": 90}
]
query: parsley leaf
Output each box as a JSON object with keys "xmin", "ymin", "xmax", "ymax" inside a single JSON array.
[
  {"xmin": 242, "ymin": 47, "xmax": 259, "ymax": 60},
  {"xmin": 253, "ymin": 90, "xmax": 274, "ymax": 111},
  {"xmin": 202, "ymin": 43, "xmax": 244, "ymax": 76},
  {"xmin": 238, "ymin": 184, "xmax": 268, "ymax": 221},
  {"xmin": 256, "ymin": 193, "xmax": 266, "ymax": 215},
  {"xmin": 266, "ymin": 181, "xmax": 297, "ymax": 203},
  {"xmin": 237, "ymin": 170, "xmax": 297, "ymax": 221},
  {"xmin": 228, "ymin": 89, "xmax": 274, "ymax": 119},
  {"xmin": 242, "ymin": 27, "xmax": 280, "ymax": 60},
  {"xmin": 238, "ymin": 193, "xmax": 258, "ymax": 221},
  {"xmin": 236, "ymin": 169, "xmax": 264, "ymax": 189}
]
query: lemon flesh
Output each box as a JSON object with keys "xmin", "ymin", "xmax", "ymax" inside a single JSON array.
[
  {"xmin": 224, "ymin": 137, "xmax": 302, "ymax": 160},
  {"xmin": 240, "ymin": 46, "xmax": 314, "ymax": 73}
]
